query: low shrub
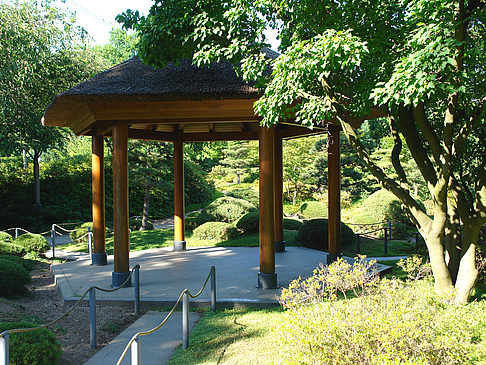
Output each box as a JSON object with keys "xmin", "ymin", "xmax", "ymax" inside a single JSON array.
[
  {"xmin": 0, "ymin": 321, "xmax": 62, "ymax": 365},
  {"xmin": 235, "ymin": 211, "xmax": 259, "ymax": 234},
  {"xmin": 283, "ymin": 218, "xmax": 303, "ymax": 230},
  {"xmin": 297, "ymin": 219, "xmax": 355, "ymax": 251},
  {"xmin": 0, "ymin": 231, "xmax": 13, "ymax": 244},
  {"xmin": 0, "ymin": 255, "xmax": 34, "ymax": 270},
  {"xmin": 193, "ymin": 222, "xmax": 240, "ymax": 241},
  {"xmin": 185, "ymin": 211, "xmax": 211, "ymax": 230},
  {"xmin": 278, "ymin": 260, "xmax": 485, "ymax": 365},
  {"xmin": 0, "ymin": 259, "xmax": 30, "ymax": 297},
  {"xmin": 353, "ymin": 189, "xmax": 422, "ymax": 239},
  {"xmin": 129, "ymin": 218, "xmax": 154, "ymax": 231},
  {"xmin": 299, "ymin": 201, "xmax": 328, "ymax": 219},
  {"xmin": 70, "ymin": 222, "xmax": 111, "ymax": 244},
  {"xmin": 14, "ymin": 233, "xmax": 49, "ymax": 254},
  {"xmin": 0, "ymin": 243, "xmax": 26, "ymax": 257},
  {"xmin": 203, "ymin": 197, "xmax": 258, "ymax": 223},
  {"xmin": 226, "ymin": 188, "xmax": 259, "ymax": 208}
]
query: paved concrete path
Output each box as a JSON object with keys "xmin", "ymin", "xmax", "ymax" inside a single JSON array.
[{"xmin": 84, "ymin": 311, "xmax": 200, "ymax": 365}]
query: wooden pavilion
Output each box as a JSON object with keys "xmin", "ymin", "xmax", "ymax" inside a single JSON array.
[{"xmin": 42, "ymin": 52, "xmax": 344, "ymax": 289}]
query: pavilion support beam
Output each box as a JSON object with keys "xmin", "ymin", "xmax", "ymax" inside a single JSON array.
[
  {"xmin": 258, "ymin": 126, "xmax": 277, "ymax": 289},
  {"xmin": 274, "ymin": 135, "xmax": 285, "ymax": 252},
  {"xmin": 173, "ymin": 133, "xmax": 186, "ymax": 251},
  {"xmin": 328, "ymin": 125, "xmax": 342, "ymax": 262},
  {"xmin": 91, "ymin": 134, "xmax": 107, "ymax": 266},
  {"xmin": 112, "ymin": 123, "xmax": 131, "ymax": 287}
]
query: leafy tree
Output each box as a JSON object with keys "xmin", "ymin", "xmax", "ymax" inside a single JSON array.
[
  {"xmin": 0, "ymin": 1, "xmax": 100, "ymax": 230},
  {"xmin": 92, "ymin": 28, "xmax": 139, "ymax": 67},
  {"xmin": 120, "ymin": 0, "xmax": 486, "ymax": 304},
  {"xmin": 221, "ymin": 141, "xmax": 256, "ymax": 184}
]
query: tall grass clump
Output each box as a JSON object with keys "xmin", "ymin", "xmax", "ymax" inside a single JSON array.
[{"xmin": 278, "ymin": 257, "xmax": 486, "ymax": 364}]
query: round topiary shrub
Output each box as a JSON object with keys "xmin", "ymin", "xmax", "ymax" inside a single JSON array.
[
  {"xmin": 129, "ymin": 218, "xmax": 154, "ymax": 231},
  {"xmin": 0, "ymin": 321, "xmax": 62, "ymax": 365},
  {"xmin": 185, "ymin": 211, "xmax": 211, "ymax": 230},
  {"xmin": 0, "ymin": 255, "xmax": 33, "ymax": 270},
  {"xmin": 299, "ymin": 201, "xmax": 328, "ymax": 219},
  {"xmin": 0, "ymin": 243, "xmax": 26, "ymax": 257},
  {"xmin": 70, "ymin": 222, "xmax": 111, "ymax": 244},
  {"xmin": 226, "ymin": 188, "xmax": 259, "ymax": 208},
  {"xmin": 0, "ymin": 259, "xmax": 30, "ymax": 297},
  {"xmin": 193, "ymin": 222, "xmax": 240, "ymax": 241},
  {"xmin": 235, "ymin": 211, "xmax": 260, "ymax": 234},
  {"xmin": 284, "ymin": 218, "xmax": 304, "ymax": 231},
  {"xmin": 353, "ymin": 189, "xmax": 422, "ymax": 239},
  {"xmin": 297, "ymin": 219, "xmax": 355, "ymax": 251},
  {"xmin": 13, "ymin": 234, "xmax": 49, "ymax": 255},
  {"xmin": 0, "ymin": 231, "xmax": 13, "ymax": 244},
  {"xmin": 203, "ymin": 197, "xmax": 258, "ymax": 223}
]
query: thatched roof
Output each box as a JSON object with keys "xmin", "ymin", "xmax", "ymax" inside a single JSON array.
[{"xmin": 43, "ymin": 49, "xmax": 279, "ymax": 127}]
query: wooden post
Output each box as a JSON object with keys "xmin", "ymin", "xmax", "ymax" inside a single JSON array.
[
  {"xmin": 112, "ymin": 123, "xmax": 131, "ymax": 287},
  {"xmin": 258, "ymin": 126, "xmax": 277, "ymax": 288},
  {"xmin": 173, "ymin": 133, "xmax": 186, "ymax": 251},
  {"xmin": 91, "ymin": 134, "xmax": 107, "ymax": 265},
  {"xmin": 327, "ymin": 124, "xmax": 341, "ymax": 262},
  {"xmin": 274, "ymin": 135, "xmax": 285, "ymax": 252}
]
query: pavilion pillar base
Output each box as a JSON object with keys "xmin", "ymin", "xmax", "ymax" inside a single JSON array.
[
  {"xmin": 173, "ymin": 241, "xmax": 186, "ymax": 251},
  {"xmin": 327, "ymin": 252, "xmax": 342, "ymax": 265},
  {"xmin": 112, "ymin": 271, "xmax": 131, "ymax": 288},
  {"xmin": 257, "ymin": 272, "xmax": 278, "ymax": 289},
  {"xmin": 91, "ymin": 252, "xmax": 107, "ymax": 266},
  {"xmin": 274, "ymin": 241, "xmax": 286, "ymax": 253}
]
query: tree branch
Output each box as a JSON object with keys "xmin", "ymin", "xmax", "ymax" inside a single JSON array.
[
  {"xmin": 388, "ymin": 114, "xmax": 409, "ymax": 187},
  {"xmin": 412, "ymin": 102, "xmax": 442, "ymax": 165}
]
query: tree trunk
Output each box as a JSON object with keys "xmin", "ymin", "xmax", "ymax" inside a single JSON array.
[
  {"xmin": 140, "ymin": 177, "xmax": 151, "ymax": 231},
  {"xmin": 292, "ymin": 190, "xmax": 297, "ymax": 205},
  {"xmin": 236, "ymin": 171, "xmax": 241, "ymax": 184},
  {"xmin": 22, "ymin": 149, "xmax": 28, "ymax": 169},
  {"xmin": 454, "ymin": 223, "xmax": 480, "ymax": 304},
  {"xmin": 423, "ymin": 229, "xmax": 454, "ymax": 295}
]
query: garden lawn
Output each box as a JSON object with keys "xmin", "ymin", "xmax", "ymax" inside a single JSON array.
[
  {"xmin": 58, "ymin": 229, "xmax": 299, "ymax": 254},
  {"xmin": 342, "ymin": 237, "xmax": 416, "ymax": 257}
]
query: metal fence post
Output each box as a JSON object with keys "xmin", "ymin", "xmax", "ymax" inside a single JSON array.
[
  {"xmin": 0, "ymin": 334, "xmax": 8, "ymax": 365},
  {"xmin": 182, "ymin": 291, "xmax": 189, "ymax": 350},
  {"xmin": 384, "ymin": 227, "xmax": 388, "ymax": 255},
  {"xmin": 388, "ymin": 221, "xmax": 392, "ymax": 240},
  {"xmin": 131, "ymin": 337, "xmax": 140, "ymax": 365},
  {"xmin": 89, "ymin": 288, "xmax": 96, "ymax": 349},
  {"xmin": 14, "ymin": 228, "xmax": 18, "ymax": 239},
  {"xmin": 88, "ymin": 227, "xmax": 93, "ymax": 257},
  {"xmin": 134, "ymin": 265, "xmax": 140, "ymax": 315},
  {"xmin": 210, "ymin": 266, "xmax": 216, "ymax": 312},
  {"xmin": 51, "ymin": 224, "xmax": 56, "ymax": 259}
]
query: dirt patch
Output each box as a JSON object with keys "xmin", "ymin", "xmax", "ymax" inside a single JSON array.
[{"xmin": 0, "ymin": 261, "xmax": 141, "ymax": 364}]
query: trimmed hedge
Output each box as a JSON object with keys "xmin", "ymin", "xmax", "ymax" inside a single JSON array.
[
  {"xmin": 185, "ymin": 211, "xmax": 211, "ymax": 230},
  {"xmin": 299, "ymin": 201, "xmax": 328, "ymax": 219},
  {"xmin": 0, "ymin": 231, "xmax": 13, "ymax": 244},
  {"xmin": 14, "ymin": 234, "xmax": 49, "ymax": 255},
  {"xmin": 353, "ymin": 189, "xmax": 421, "ymax": 239},
  {"xmin": 297, "ymin": 219, "xmax": 355, "ymax": 251},
  {"xmin": 0, "ymin": 243, "xmax": 26, "ymax": 257},
  {"xmin": 283, "ymin": 218, "xmax": 304, "ymax": 231},
  {"xmin": 226, "ymin": 188, "xmax": 259, "ymax": 208},
  {"xmin": 129, "ymin": 218, "xmax": 154, "ymax": 231},
  {"xmin": 0, "ymin": 259, "xmax": 30, "ymax": 297},
  {"xmin": 203, "ymin": 197, "xmax": 258, "ymax": 223},
  {"xmin": 0, "ymin": 321, "xmax": 62, "ymax": 365},
  {"xmin": 193, "ymin": 222, "xmax": 240, "ymax": 241},
  {"xmin": 235, "ymin": 211, "xmax": 259, "ymax": 234},
  {"xmin": 0, "ymin": 255, "xmax": 34, "ymax": 270}
]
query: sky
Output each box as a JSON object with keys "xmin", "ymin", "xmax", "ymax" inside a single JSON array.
[{"xmin": 52, "ymin": 0, "xmax": 279, "ymax": 50}]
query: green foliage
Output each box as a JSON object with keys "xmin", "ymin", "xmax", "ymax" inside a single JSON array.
[
  {"xmin": 0, "ymin": 259, "xmax": 30, "ymax": 297},
  {"xmin": 235, "ymin": 211, "xmax": 259, "ymax": 234},
  {"xmin": 203, "ymin": 197, "xmax": 258, "ymax": 223},
  {"xmin": 220, "ymin": 141, "xmax": 257, "ymax": 185},
  {"xmin": 226, "ymin": 188, "xmax": 259, "ymax": 208},
  {"xmin": 185, "ymin": 211, "xmax": 211, "ymax": 230},
  {"xmin": 0, "ymin": 243, "xmax": 26, "ymax": 257},
  {"xmin": 0, "ymin": 231, "xmax": 12, "ymax": 244},
  {"xmin": 353, "ymin": 189, "xmax": 419, "ymax": 239},
  {"xmin": 283, "ymin": 218, "xmax": 303, "ymax": 231},
  {"xmin": 299, "ymin": 201, "xmax": 328, "ymax": 219},
  {"xmin": 92, "ymin": 28, "xmax": 139, "ymax": 66},
  {"xmin": 297, "ymin": 219, "xmax": 355, "ymax": 251},
  {"xmin": 13, "ymin": 234, "xmax": 49, "ymax": 254},
  {"xmin": 193, "ymin": 222, "xmax": 239, "ymax": 241},
  {"xmin": 129, "ymin": 218, "xmax": 154, "ymax": 231},
  {"xmin": 0, "ymin": 321, "xmax": 62, "ymax": 365},
  {"xmin": 0, "ymin": 255, "xmax": 34, "ymax": 270},
  {"xmin": 397, "ymin": 255, "xmax": 432, "ymax": 281},
  {"xmin": 69, "ymin": 222, "xmax": 111, "ymax": 244}
]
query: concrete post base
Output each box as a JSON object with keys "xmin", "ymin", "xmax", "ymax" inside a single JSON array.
[
  {"xmin": 257, "ymin": 272, "xmax": 278, "ymax": 289},
  {"xmin": 173, "ymin": 241, "xmax": 186, "ymax": 251},
  {"xmin": 274, "ymin": 241, "xmax": 286, "ymax": 252},
  {"xmin": 91, "ymin": 252, "xmax": 107, "ymax": 266},
  {"xmin": 112, "ymin": 271, "xmax": 131, "ymax": 288}
]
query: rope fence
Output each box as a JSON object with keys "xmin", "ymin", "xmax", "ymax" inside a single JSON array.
[{"xmin": 0, "ymin": 265, "xmax": 141, "ymax": 364}]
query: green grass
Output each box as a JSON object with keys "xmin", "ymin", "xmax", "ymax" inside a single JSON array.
[
  {"xmin": 167, "ymin": 308, "xmax": 286, "ymax": 365},
  {"xmin": 58, "ymin": 229, "xmax": 300, "ymax": 254},
  {"xmin": 342, "ymin": 237, "xmax": 416, "ymax": 257}
]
